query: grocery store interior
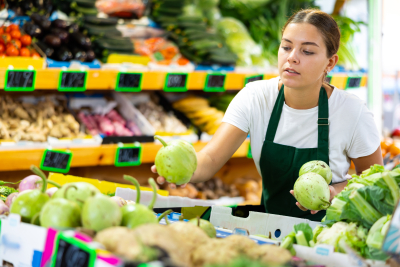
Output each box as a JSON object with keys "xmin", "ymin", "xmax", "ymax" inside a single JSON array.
[{"xmin": 1, "ymin": 0, "xmax": 400, "ymax": 266}]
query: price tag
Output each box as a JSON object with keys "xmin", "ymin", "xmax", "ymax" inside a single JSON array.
[
  {"xmin": 115, "ymin": 144, "xmax": 142, "ymax": 167},
  {"xmin": 115, "ymin": 72, "xmax": 142, "ymax": 92},
  {"xmin": 244, "ymin": 75, "xmax": 264, "ymax": 86},
  {"xmin": 325, "ymin": 75, "xmax": 332, "ymax": 84},
  {"xmin": 4, "ymin": 70, "xmax": 36, "ymax": 91},
  {"xmin": 346, "ymin": 76, "xmax": 362, "ymax": 89},
  {"xmin": 247, "ymin": 142, "xmax": 252, "ymax": 159},
  {"xmin": 40, "ymin": 149, "xmax": 73, "ymax": 173},
  {"xmin": 233, "ymin": 228, "xmax": 250, "ymax": 236},
  {"xmin": 58, "ymin": 71, "xmax": 87, "ymax": 92},
  {"xmin": 51, "ymin": 233, "xmax": 96, "ymax": 267},
  {"xmin": 164, "ymin": 73, "xmax": 188, "ymax": 92},
  {"xmin": 204, "ymin": 73, "xmax": 226, "ymax": 92}
]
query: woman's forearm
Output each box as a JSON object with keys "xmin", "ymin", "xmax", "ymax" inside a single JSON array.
[
  {"xmin": 329, "ymin": 180, "xmax": 348, "ymax": 201},
  {"xmin": 190, "ymin": 151, "xmax": 221, "ymax": 183}
]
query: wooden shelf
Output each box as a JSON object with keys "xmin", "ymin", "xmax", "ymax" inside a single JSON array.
[
  {"xmin": 0, "ymin": 140, "xmax": 250, "ymax": 172},
  {"xmin": 0, "ymin": 69, "xmax": 367, "ymax": 91}
]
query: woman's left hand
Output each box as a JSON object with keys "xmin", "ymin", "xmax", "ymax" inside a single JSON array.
[{"xmin": 290, "ymin": 186, "xmax": 335, "ymax": 214}]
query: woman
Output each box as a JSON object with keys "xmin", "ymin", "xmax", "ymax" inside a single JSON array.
[{"xmin": 152, "ymin": 9, "xmax": 383, "ymax": 221}]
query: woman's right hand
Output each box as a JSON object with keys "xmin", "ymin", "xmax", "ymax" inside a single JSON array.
[{"xmin": 151, "ymin": 165, "xmax": 187, "ymax": 189}]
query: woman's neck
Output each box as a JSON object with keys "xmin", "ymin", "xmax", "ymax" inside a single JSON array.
[{"xmin": 279, "ymin": 81, "xmax": 333, "ymax": 110}]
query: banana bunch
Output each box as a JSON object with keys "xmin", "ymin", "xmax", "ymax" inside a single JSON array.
[{"xmin": 173, "ymin": 97, "xmax": 224, "ymax": 135}]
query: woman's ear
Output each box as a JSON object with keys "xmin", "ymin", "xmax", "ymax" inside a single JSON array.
[{"xmin": 326, "ymin": 54, "xmax": 339, "ymax": 72}]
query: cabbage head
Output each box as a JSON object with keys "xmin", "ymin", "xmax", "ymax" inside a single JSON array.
[{"xmin": 217, "ymin": 17, "xmax": 249, "ymax": 39}]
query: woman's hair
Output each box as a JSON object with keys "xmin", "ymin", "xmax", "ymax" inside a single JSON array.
[{"xmin": 282, "ymin": 9, "xmax": 341, "ymax": 59}]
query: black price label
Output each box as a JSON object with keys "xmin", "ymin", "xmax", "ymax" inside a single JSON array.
[
  {"xmin": 204, "ymin": 73, "xmax": 226, "ymax": 92},
  {"xmin": 115, "ymin": 72, "xmax": 142, "ymax": 92},
  {"xmin": 58, "ymin": 71, "xmax": 87, "ymax": 92},
  {"xmin": 40, "ymin": 150, "xmax": 73, "ymax": 173},
  {"xmin": 164, "ymin": 73, "xmax": 188, "ymax": 92},
  {"xmin": 346, "ymin": 77, "xmax": 362, "ymax": 89},
  {"xmin": 115, "ymin": 145, "xmax": 142, "ymax": 167},
  {"xmin": 245, "ymin": 75, "xmax": 264, "ymax": 85},
  {"xmin": 5, "ymin": 70, "xmax": 36, "ymax": 91},
  {"xmin": 51, "ymin": 234, "xmax": 96, "ymax": 267},
  {"xmin": 325, "ymin": 76, "xmax": 332, "ymax": 84}
]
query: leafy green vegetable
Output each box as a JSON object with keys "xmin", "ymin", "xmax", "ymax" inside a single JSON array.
[
  {"xmin": 366, "ymin": 215, "xmax": 391, "ymax": 250},
  {"xmin": 312, "ymin": 225, "xmax": 324, "ymax": 243},
  {"xmin": 294, "ymin": 223, "xmax": 313, "ymax": 243},
  {"xmin": 0, "ymin": 186, "xmax": 18, "ymax": 201},
  {"xmin": 348, "ymin": 190, "xmax": 383, "ymax": 228}
]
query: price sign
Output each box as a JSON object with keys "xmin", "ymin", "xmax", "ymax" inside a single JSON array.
[
  {"xmin": 325, "ymin": 75, "xmax": 332, "ymax": 84},
  {"xmin": 40, "ymin": 149, "xmax": 72, "ymax": 173},
  {"xmin": 244, "ymin": 75, "xmax": 264, "ymax": 86},
  {"xmin": 346, "ymin": 76, "xmax": 362, "ymax": 89},
  {"xmin": 51, "ymin": 233, "xmax": 96, "ymax": 267},
  {"xmin": 58, "ymin": 71, "xmax": 87, "ymax": 92},
  {"xmin": 4, "ymin": 70, "xmax": 36, "ymax": 91},
  {"xmin": 115, "ymin": 144, "xmax": 142, "ymax": 167},
  {"xmin": 204, "ymin": 73, "xmax": 226, "ymax": 92},
  {"xmin": 164, "ymin": 73, "xmax": 188, "ymax": 92},
  {"xmin": 115, "ymin": 72, "xmax": 142, "ymax": 92}
]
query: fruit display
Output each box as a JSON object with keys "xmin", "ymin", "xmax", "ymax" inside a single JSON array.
[
  {"xmin": 0, "ymin": 24, "xmax": 39, "ymax": 57},
  {"xmin": 0, "ymin": 95, "xmax": 84, "ymax": 142},
  {"xmin": 150, "ymin": 0, "xmax": 237, "ymax": 65},
  {"xmin": 173, "ymin": 96, "xmax": 224, "ymax": 135},
  {"xmin": 27, "ymin": 14, "xmax": 95, "ymax": 62},
  {"xmin": 281, "ymin": 163, "xmax": 400, "ymax": 261}
]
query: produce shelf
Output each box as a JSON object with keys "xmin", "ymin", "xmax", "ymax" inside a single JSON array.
[
  {"xmin": 0, "ymin": 140, "xmax": 250, "ymax": 171},
  {"xmin": 0, "ymin": 69, "xmax": 367, "ymax": 91}
]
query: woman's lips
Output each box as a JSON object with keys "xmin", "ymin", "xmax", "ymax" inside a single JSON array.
[{"xmin": 284, "ymin": 70, "xmax": 300, "ymax": 76}]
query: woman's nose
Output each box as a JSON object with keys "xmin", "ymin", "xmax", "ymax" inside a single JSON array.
[{"xmin": 287, "ymin": 50, "xmax": 299, "ymax": 64}]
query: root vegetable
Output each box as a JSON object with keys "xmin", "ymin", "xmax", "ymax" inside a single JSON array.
[
  {"xmin": 40, "ymin": 198, "xmax": 81, "ymax": 228},
  {"xmin": 52, "ymin": 182, "xmax": 100, "ymax": 208},
  {"xmin": 18, "ymin": 175, "xmax": 42, "ymax": 192},
  {"xmin": 168, "ymin": 221, "xmax": 209, "ymax": 248},
  {"xmin": 188, "ymin": 217, "xmax": 216, "ymax": 238},
  {"xmin": 14, "ymin": 106, "xmax": 30, "ymax": 120},
  {"xmin": 81, "ymin": 193, "xmax": 122, "ymax": 232},
  {"xmin": 10, "ymin": 166, "xmax": 50, "ymax": 223},
  {"xmin": 0, "ymin": 204, "xmax": 9, "ymax": 215},
  {"xmin": 5, "ymin": 192, "xmax": 18, "ymax": 207},
  {"xmin": 299, "ymin": 160, "xmax": 332, "ymax": 184},
  {"xmin": 154, "ymin": 136, "xmax": 197, "ymax": 185},
  {"xmin": 46, "ymin": 187, "xmax": 58, "ymax": 197},
  {"xmin": 110, "ymin": 196, "xmax": 127, "ymax": 207},
  {"xmin": 246, "ymin": 244, "xmax": 292, "ymax": 265}
]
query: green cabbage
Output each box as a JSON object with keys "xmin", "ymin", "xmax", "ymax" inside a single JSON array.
[{"xmin": 216, "ymin": 17, "xmax": 249, "ymax": 38}]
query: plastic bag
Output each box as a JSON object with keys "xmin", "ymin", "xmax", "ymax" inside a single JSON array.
[{"xmin": 96, "ymin": 0, "xmax": 146, "ymax": 18}]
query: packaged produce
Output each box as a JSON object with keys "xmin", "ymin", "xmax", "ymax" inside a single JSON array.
[
  {"xmin": 96, "ymin": 0, "xmax": 146, "ymax": 18},
  {"xmin": 154, "ymin": 135, "xmax": 197, "ymax": 185},
  {"xmin": 173, "ymin": 96, "xmax": 224, "ymax": 135},
  {"xmin": 0, "ymin": 95, "xmax": 84, "ymax": 142}
]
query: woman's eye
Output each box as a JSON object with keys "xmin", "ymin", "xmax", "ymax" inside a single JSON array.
[
  {"xmin": 304, "ymin": 50, "xmax": 314, "ymax": 55},
  {"xmin": 282, "ymin": 46, "xmax": 290, "ymax": 51}
]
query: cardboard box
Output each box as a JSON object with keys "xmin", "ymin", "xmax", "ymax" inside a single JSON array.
[
  {"xmin": 0, "ymin": 214, "xmax": 48, "ymax": 267},
  {"xmin": 209, "ymin": 205, "xmax": 319, "ymax": 241}
]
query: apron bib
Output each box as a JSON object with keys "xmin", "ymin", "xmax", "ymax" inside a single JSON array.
[{"xmin": 259, "ymin": 84, "xmax": 329, "ymax": 221}]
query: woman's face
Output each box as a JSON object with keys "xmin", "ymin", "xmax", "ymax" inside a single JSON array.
[{"xmin": 278, "ymin": 23, "xmax": 335, "ymax": 89}]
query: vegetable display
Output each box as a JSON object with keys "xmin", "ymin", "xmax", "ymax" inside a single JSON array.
[{"xmin": 0, "ymin": 24, "xmax": 38, "ymax": 57}]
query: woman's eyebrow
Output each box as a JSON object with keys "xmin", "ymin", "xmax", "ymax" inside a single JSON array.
[{"xmin": 282, "ymin": 38, "xmax": 319, "ymax": 47}]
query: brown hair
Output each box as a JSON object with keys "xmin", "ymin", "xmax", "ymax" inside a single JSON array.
[{"xmin": 282, "ymin": 9, "xmax": 341, "ymax": 59}]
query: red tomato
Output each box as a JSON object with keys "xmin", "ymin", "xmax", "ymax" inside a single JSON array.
[
  {"xmin": 6, "ymin": 45, "xmax": 19, "ymax": 56},
  {"xmin": 8, "ymin": 24, "xmax": 19, "ymax": 31},
  {"xmin": 31, "ymin": 52, "xmax": 40, "ymax": 58},
  {"xmin": 1, "ymin": 33, "xmax": 11, "ymax": 44},
  {"xmin": 0, "ymin": 53, "xmax": 6, "ymax": 57},
  {"xmin": 19, "ymin": 47, "xmax": 30, "ymax": 57},
  {"xmin": 392, "ymin": 128, "xmax": 400, "ymax": 137},
  {"xmin": 20, "ymin": 35, "xmax": 31, "ymax": 46},
  {"xmin": 10, "ymin": 30, "xmax": 21, "ymax": 40},
  {"xmin": 8, "ymin": 39, "xmax": 21, "ymax": 49},
  {"xmin": 0, "ymin": 43, "xmax": 5, "ymax": 54},
  {"xmin": 0, "ymin": 28, "xmax": 4, "ymax": 35}
]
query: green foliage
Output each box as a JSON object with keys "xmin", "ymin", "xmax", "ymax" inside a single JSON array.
[{"xmin": 0, "ymin": 186, "xmax": 18, "ymax": 201}]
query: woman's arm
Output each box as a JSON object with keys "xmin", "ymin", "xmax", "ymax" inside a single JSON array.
[
  {"xmin": 351, "ymin": 146, "xmax": 383, "ymax": 175},
  {"xmin": 152, "ymin": 122, "xmax": 248, "ymax": 188}
]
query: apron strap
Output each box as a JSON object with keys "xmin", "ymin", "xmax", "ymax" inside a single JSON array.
[
  {"xmin": 265, "ymin": 84, "xmax": 285, "ymax": 141},
  {"xmin": 265, "ymin": 84, "xmax": 330, "ymax": 164},
  {"xmin": 317, "ymin": 88, "xmax": 330, "ymax": 164}
]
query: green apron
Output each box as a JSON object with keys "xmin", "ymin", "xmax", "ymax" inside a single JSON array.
[{"xmin": 259, "ymin": 84, "xmax": 329, "ymax": 221}]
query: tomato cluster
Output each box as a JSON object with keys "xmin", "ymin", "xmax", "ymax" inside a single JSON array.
[{"xmin": 0, "ymin": 24, "xmax": 40, "ymax": 58}]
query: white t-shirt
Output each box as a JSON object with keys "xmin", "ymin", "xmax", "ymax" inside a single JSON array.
[{"xmin": 222, "ymin": 76, "xmax": 380, "ymax": 184}]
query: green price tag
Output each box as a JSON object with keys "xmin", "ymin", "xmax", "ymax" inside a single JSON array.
[
  {"xmin": 115, "ymin": 144, "xmax": 142, "ymax": 167},
  {"xmin": 40, "ymin": 149, "xmax": 73, "ymax": 173},
  {"xmin": 164, "ymin": 73, "xmax": 188, "ymax": 92},
  {"xmin": 204, "ymin": 73, "xmax": 226, "ymax": 92},
  {"xmin": 345, "ymin": 76, "xmax": 362, "ymax": 89},
  {"xmin": 51, "ymin": 232, "xmax": 96, "ymax": 267},
  {"xmin": 4, "ymin": 70, "xmax": 36, "ymax": 91},
  {"xmin": 58, "ymin": 70, "xmax": 87, "ymax": 92},
  {"xmin": 247, "ymin": 142, "xmax": 252, "ymax": 159},
  {"xmin": 115, "ymin": 72, "xmax": 142, "ymax": 92},
  {"xmin": 325, "ymin": 75, "xmax": 332, "ymax": 84},
  {"xmin": 244, "ymin": 75, "xmax": 264, "ymax": 86}
]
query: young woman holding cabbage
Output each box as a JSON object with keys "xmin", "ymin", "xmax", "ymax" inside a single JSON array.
[{"xmin": 152, "ymin": 9, "xmax": 383, "ymax": 221}]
